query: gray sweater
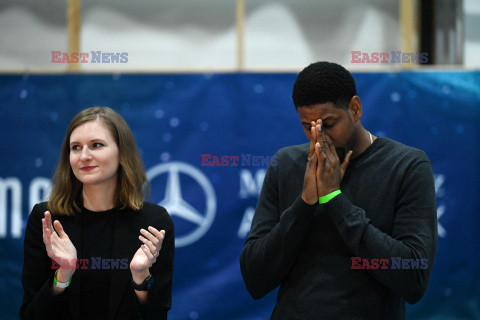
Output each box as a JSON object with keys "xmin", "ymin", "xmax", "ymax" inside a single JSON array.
[{"xmin": 240, "ymin": 137, "xmax": 437, "ymax": 320}]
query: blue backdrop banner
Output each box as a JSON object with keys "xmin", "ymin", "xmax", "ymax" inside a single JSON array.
[{"xmin": 0, "ymin": 71, "xmax": 479, "ymax": 319}]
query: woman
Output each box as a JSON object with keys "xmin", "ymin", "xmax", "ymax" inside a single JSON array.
[{"xmin": 20, "ymin": 107, "xmax": 174, "ymax": 320}]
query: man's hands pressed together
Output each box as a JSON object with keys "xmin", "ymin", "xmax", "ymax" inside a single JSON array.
[
  {"xmin": 301, "ymin": 120, "xmax": 321, "ymax": 204},
  {"xmin": 301, "ymin": 119, "xmax": 352, "ymax": 205}
]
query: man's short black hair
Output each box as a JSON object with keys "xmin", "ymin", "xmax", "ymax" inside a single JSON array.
[{"xmin": 292, "ymin": 61, "xmax": 357, "ymax": 109}]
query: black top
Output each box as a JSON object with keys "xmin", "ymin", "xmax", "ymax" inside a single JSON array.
[
  {"xmin": 80, "ymin": 207, "xmax": 115, "ymax": 320},
  {"xmin": 240, "ymin": 137, "xmax": 437, "ymax": 320},
  {"xmin": 20, "ymin": 202, "xmax": 174, "ymax": 320}
]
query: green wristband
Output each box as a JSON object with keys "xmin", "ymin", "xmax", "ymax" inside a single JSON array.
[
  {"xmin": 54, "ymin": 269, "xmax": 71, "ymax": 288},
  {"xmin": 318, "ymin": 190, "xmax": 342, "ymax": 204}
]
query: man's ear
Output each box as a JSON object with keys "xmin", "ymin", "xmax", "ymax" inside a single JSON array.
[{"xmin": 349, "ymin": 96, "xmax": 362, "ymax": 122}]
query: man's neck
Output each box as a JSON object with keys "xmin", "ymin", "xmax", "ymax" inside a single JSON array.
[{"xmin": 351, "ymin": 128, "xmax": 375, "ymax": 160}]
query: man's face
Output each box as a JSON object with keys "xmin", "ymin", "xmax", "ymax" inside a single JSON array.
[{"xmin": 297, "ymin": 102, "xmax": 357, "ymax": 162}]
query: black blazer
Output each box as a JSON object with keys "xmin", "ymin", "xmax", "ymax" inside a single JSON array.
[{"xmin": 20, "ymin": 202, "xmax": 174, "ymax": 320}]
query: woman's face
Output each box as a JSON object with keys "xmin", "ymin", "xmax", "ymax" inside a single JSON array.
[{"xmin": 69, "ymin": 120, "xmax": 120, "ymax": 189}]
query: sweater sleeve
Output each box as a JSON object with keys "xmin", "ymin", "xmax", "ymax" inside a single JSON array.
[
  {"xmin": 20, "ymin": 203, "xmax": 69, "ymax": 320},
  {"xmin": 326, "ymin": 159, "xmax": 438, "ymax": 304},
  {"xmin": 239, "ymin": 160, "xmax": 317, "ymax": 299}
]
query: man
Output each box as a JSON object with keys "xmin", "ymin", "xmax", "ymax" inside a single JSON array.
[{"xmin": 239, "ymin": 61, "xmax": 437, "ymax": 319}]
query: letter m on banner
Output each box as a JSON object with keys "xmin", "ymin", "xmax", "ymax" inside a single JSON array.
[{"xmin": 238, "ymin": 169, "xmax": 266, "ymax": 199}]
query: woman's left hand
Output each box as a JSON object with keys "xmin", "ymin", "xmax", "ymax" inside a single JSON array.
[{"xmin": 130, "ymin": 226, "xmax": 165, "ymax": 276}]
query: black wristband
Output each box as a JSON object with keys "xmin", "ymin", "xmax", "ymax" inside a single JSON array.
[{"xmin": 132, "ymin": 274, "xmax": 154, "ymax": 291}]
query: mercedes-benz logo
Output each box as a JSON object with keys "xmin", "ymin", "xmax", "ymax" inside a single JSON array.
[{"xmin": 146, "ymin": 162, "xmax": 216, "ymax": 247}]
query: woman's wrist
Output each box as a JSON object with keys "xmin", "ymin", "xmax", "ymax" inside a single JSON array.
[
  {"xmin": 56, "ymin": 267, "xmax": 75, "ymax": 283},
  {"xmin": 131, "ymin": 269, "xmax": 150, "ymax": 285},
  {"xmin": 52, "ymin": 268, "xmax": 74, "ymax": 295}
]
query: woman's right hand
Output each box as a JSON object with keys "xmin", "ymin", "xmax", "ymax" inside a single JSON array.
[{"xmin": 42, "ymin": 211, "xmax": 77, "ymax": 282}]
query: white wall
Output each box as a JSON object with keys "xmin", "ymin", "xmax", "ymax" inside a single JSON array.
[
  {"xmin": 464, "ymin": 0, "xmax": 480, "ymax": 67},
  {"xmin": 0, "ymin": 0, "xmax": 477, "ymax": 71}
]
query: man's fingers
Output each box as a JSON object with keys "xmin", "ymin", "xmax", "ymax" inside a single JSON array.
[
  {"xmin": 317, "ymin": 130, "xmax": 329, "ymax": 161},
  {"xmin": 340, "ymin": 150, "xmax": 353, "ymax": 175},
  {"xmin": 341, "ymin": 150, "xmax": 353, "ymax": 168},
  {"xmin": 315, "ymin": 142, "xmax": 325, "ymax": 197},
  {"xmin": 310, "ymin": 144, "xmax": 318, "ymax": 167},
  {"xmin": 308, "ymin": 125, "xmax": 316, "ymax": 157},
  {"xmin": 324, "ymin": 133, "xmax": 337, "ymax": 159},
  {"xmin": 318, "ymin": 129, "xmax": 338, "ymax": 165},
  {"xmin": 316, "ymin": 123, "xmax": 322, "ymax": 144},
  {"xmin": 315, "ymin": 142, "xmax": 326, "ymax": 163},
  {"xmin": 315, "ymin": 143, "xmax": 322, "ymax": 171},
  {"xmin": 307, "ymin": 146, "xmax": 317, "ymax": 172}
]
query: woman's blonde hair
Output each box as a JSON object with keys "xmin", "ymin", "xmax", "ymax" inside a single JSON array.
[{"xmin": 48, "ymin": 107, "xmax": 149, "ymax": 215}]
